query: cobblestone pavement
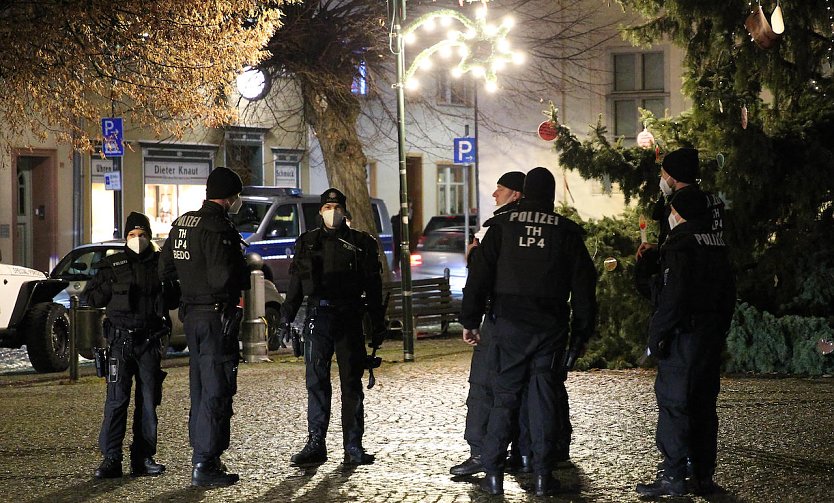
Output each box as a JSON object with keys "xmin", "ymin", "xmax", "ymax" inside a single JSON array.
[{"xmin": 0, "ymin": 337, "xmax": 832, "ymax": 502}]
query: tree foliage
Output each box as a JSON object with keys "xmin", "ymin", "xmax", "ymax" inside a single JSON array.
[
  {"xmin": 0, "ymin": 1, "xmax": 283, "ymax": 150},
  {"xmin": 552, "ymin": 1, "xmax": 834, "ymax": 319}
]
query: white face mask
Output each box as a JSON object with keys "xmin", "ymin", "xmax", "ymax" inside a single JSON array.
[
  {"xmin": 667, "ymin": 213, "xmax": 680, "ymax": 231},
  {"xmin": 228, "ymin": 196, "xmax": 243, "ymax": 215},
  {"xmin": 659, "ymin": 176, "xmax": 674, "ymax": 197},
  {"xmin": 322, "ymin": 207, "xmax": 345, "ymax": 228},
  {"xmin": 127, "ymin": 236, "xmax": 149, "ymax": 254}
]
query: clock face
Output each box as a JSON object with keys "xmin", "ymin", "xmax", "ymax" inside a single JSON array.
[{"xmin": 236, "ymin": 67, "xmax": 267, "ymax": 100}]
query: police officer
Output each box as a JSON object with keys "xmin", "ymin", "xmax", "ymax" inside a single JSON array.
[
  {"xmin": 87, "ymin": 212, "xmax": 178, "ymax": 479},
  {"xmin": 461, "ymin": 167, "xmax": 597, "ymax": 496},
  {"xmin": 636, "ymin": 188, "xmax": 736, "ymax": 497},
  {"xmin": 281, "ymin": 188, "xmax": 386, "ymax": 467},
  {"xmin": 159, "ymin": 166, "xmax": 249, "ymax": 487},
  {"xmin": 451, "ymin": 171, "xmax": 526, "ymax": 476},
  {"xmin": 636, "ymin": 148, "xmax": 725, "ymax": 292}
]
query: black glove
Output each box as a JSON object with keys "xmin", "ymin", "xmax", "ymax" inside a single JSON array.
[
  {"xmin": 277, "ymin": 321, "xmax": 292, "ymax": 347},
  {"xmin": 560, "ymin": 336, "xmax": 588, "ymax": 381},
  {"xmin": 368, "ymin": 320, "xmax": 387, "ymax": 349},
  {"xmin": 648, "ymin": 330, "xmax": 670, "ymax": 359}
]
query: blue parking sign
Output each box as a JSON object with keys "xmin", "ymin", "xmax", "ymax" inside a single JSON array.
[
  {"xmin": 454, "ymin": 137, "xmax": 476, "ymax": 164},
  {"xmin": 101, "ymin": 117, "xmax": 124, "ymax": 157}
]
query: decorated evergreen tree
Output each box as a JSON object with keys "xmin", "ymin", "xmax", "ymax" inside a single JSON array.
[{"xmin": 551, "ymin": 0, "xmax": 834, "ymax": 319}]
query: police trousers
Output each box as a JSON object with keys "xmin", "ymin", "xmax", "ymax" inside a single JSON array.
[
  {"xmin": 303, "ymin": 306, "xmax": 366, "ymax": 449},
  {"xmin": 99, "ymin": 331, "xmax": 165, "ymax": 461},
  {"xmin": 183, "ymin": 306, "xmax": 239, "ymax": 465},
  {"xmin": 655, "ymin": 322, "xmax": 724, "ymax": 480},
  {"xmin": 464, "ymin": 317, "xmax": 530, "ymax": 458},
  {"xmin": 481, "ymin": 317, "xmax": 568, "ymax": 475}
]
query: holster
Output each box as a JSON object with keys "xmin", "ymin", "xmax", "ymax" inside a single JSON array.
[{"xmin": 291, "ymin": 327, "xmax": 302, "ymax": 358}]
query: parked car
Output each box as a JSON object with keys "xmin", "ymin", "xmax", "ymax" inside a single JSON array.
[
  {"xmin": 233, "ymin": 186, "xmax": 394, "ymax": 292},
  {"xmin": 0, "ymin": 263, "xmax": 70, "ymax": 372},
  {"xmin": 49, "ymin": 241, "xmax": 287, "ymax": 354},
  {"xmin": 410, "ymin": 226, "xmax": 471, "ymax": 298}
]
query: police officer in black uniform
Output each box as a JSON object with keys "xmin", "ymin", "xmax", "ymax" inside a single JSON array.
[
  {"xmin": 87, "ymin": 212, "xmax": 178, "ymax": 479},
  {"xmin": 451, "ymin": 171, "xmax": 527, "ymax": 476},
  {"xmin": 461, "ymin": 167, "xmax": 597, "ymax": 496},
  {"xmin": 636, "ymin": 148, "xmax": 725, "ymax": 296},
  {"xmin": 636, "ymin": 182, "xmax": 736, "ymax": 497},
  {"xmin": 159, "ymin": 167, "xmax": 249, "ymax": 487},
  {"xmin": 281, "ymin": 188, "xmax": 386, "ymax": 467}
]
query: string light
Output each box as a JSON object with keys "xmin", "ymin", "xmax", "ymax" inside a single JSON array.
[{"xmin": 401, "ymin": 6, "xmax": 523, "ymax": 93}]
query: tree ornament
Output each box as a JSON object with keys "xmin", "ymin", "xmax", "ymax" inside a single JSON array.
[
  {"xmin": 636, "ymin": 125, "xmax": 655, "ymax": 148},
  {"xmin": 771, "ymin": 1, "xmax": 785, "ymax": 34},
  {"xmin": 741, "ymin": 104, "xmax": 748, "ymax": 129},
  {"xmin": 745, "ymin": 3, "xmax": 779, "ymax": 49},
  {"xmin": 718, "ymin": 98, "xmax": 723, "ymax": 113},
  {"xmin": 716, "ymin": 153, "xmax": 725, "ymax": 169}
]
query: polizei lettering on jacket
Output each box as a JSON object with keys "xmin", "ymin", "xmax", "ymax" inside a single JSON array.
[
  {"xmin": 172, "ymin": 215, "xmax": 201, "ymax": 261},
  {"xmin": 509, "ymin": 211, "xmax": 558, "ymax": 248},
  {"xmin": 694, "ymin": 231, "xmax": 726, "ymax": 247}
]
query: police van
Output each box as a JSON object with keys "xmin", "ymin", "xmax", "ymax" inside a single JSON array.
[{"xmin": 232, "ymin": 187, "xmax": 394, "ymax": 292}]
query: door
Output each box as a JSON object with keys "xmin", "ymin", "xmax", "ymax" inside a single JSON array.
[{"xmin": 14, "ymin": 152, "xmax": 58, "ymax": 272}]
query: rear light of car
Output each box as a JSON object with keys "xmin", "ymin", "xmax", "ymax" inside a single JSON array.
[{"xmin": 410, "ymin": 254, "xmax": 422, "ymax": 266}]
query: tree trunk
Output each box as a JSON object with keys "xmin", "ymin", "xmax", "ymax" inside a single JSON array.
[{"xmin": 302, "ymin": 86, "xmax": 392, "ymax": 279}]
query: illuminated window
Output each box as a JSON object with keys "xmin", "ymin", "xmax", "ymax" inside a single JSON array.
[
  {"xmin": 437, "ymin": 164, "xmax": 474, "ymax": 215},
  {"xmin": 437, "ymin": 72, "xmax": 473, "ymax": 106}
]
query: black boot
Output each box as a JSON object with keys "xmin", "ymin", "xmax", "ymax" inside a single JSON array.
[
  {"xmin": 344, "ymin": 446, "xmax": 375, "ymax": 465},
  {"xmin": 635, "ymin": 474, "xmax": 686, "ymax": 497},
  {"xmin": 291, "ymin": 433, "xmax": 327, "ymax": 466},
  {"xmin": 191, "ymin": 459, "xmax": 239, "ymax": 488},
  {"xmin": 450, "ymin": 455, "xmax": 483, "ymax": 476},
  {"xmin": 534, "ymin": 473, "xmax": 561, "ymax": 496},
  {"xmin": 691, "ymin": 477, "xmax": 723, "ymax": 496},
  {"xmin": 94, "ymin": 457, "xmax": 122, "ymax": 479},
  {"xmin": 479, "ymin": 473, "xmax": 504, "ymax": 495},
  {"xmin": 130, "ymin": 457, "xmax": 165, "ymax": 477}
]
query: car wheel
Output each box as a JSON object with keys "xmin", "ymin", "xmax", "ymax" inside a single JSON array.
[
  {"xmin": 265, "ymin": 304, "xmax": 283, "ymax": 351},
  {"xmin": 24, "ymin": 302, "xmax": 70, "ymax": 373}
]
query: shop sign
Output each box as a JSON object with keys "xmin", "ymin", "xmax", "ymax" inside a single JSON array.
[{"xmin": 144, "ymin": 161, "xmax": 210, "ymax": 185}]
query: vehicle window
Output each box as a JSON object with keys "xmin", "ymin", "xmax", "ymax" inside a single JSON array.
[
  {"xmin": 302, "ymin": 203, "xmax": 322, "ymax": 231},
  {"xmin": 421, "ymin": 233, "xmax": 465, "ymax": 252},
  {"xmin": 231, "ymin": 201, "xmax": 272, "ymax": 234},
  {"xmin": 265, "ymin": 204, "xmax": 299, "ymax": 238},
  {"xmin": 371, "ymin": 203, "xmax": 383, "ymax": 233},
  {"xmin": 53, "ymin": 248, "xmax": 120, "ymax": 280}
]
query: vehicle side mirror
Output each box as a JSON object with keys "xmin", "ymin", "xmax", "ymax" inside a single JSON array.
[{"xmin": 71, "ymin": 262, "xmax": 89, "ymax": 272}]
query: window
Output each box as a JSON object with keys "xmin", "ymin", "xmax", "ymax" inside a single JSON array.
[
  {"xmin": 610, "ymin": 51, "xmax": 667, "ymax": 139},
  {"xmin": 231, "ymin": 201, "xmax": 272, "ymax": 234},
  {"xmin": 273, "ymin": 149, "xmax": 302, "ymax": 188},
  {"xmin": 225, "ymin": 128, "xmax": 265, "ymax": 185},
  {"xmin": 437, "ymin": 71, "xmax": 473, "ymax": 106},
  {"xmin": 437, "ymin": 164, "xmax": 473, "ymax": 215}
]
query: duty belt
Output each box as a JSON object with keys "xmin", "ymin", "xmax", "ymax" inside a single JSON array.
[
  {"xmin": 185, "ymin": 302, "xmax": 231, "ymax": 312},
  {"xmin": 308, "ymin": 298, "xmax": 359, "ymax": 308},
  {"xmin": 113, "ymin": 327, "xmax": 150, "ymax": 338}
]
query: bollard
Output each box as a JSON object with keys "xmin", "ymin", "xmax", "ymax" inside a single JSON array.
[
  {"xmin": 241, "ymin": 269, "xmax": 269, "ymax": 363},
  {"xmin": 69, "ymin": 295, "xmax": 79, "ymax": 381}
]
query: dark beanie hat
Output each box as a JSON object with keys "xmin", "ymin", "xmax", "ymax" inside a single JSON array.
[
  {"xmin": 206, "ymin": 166, "xmax": 243, "ymax": 199},
  {"xmin": 320, "ymin": 188, "xmax": 347, "ymax": 210},
  {"xmin": 670, "ymin": 189, "xmax": 709, "ymax": 221},
  {"xmin": 496, "ymin": 171, "xmax": 525, "ymax": 192},
  {"xmin": 124, "ymin": 211, "xmax": 152, "ymax": 238},
  {"xmin": 523, "ymin": 167, "xmax": 556, "ymax": 203},
  {"xmin": 662, "ymin": 148, "xmax": 700, "ymax": 184}
]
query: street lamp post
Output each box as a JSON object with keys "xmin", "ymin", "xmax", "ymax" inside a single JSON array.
[{"xmin": 393, "ymin": 1, "xmax": 521, "ymax": 362}]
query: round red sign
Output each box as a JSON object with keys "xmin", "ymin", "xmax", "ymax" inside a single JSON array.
[{"xmin": 538, "ymin": 121, "xmax": 558, "ymax": 141}]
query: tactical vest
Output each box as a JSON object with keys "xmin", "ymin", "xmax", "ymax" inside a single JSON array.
[
  {"xmin": 294, "ymin": 228, "xmax": 370, "ymax": 300},
  {"xmin": 169, "ymin": 204, "xmax": 247, "ymax": 304},
  {"xmin": 493, "ymin": 208, "xmax": 571, "ymax": 299},
  {"xmin": 100, "ymin": 250, "xmax": 164, "ymax": 327}
]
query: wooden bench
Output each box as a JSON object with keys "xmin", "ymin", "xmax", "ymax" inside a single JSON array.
[{"xmin": 382, "ymin": 273, "xmax": 460, "ymax": 335}]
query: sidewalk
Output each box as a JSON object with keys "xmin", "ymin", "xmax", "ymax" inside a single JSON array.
[{"xmin": 0, "ymin": 337, "xmax": 832, "ymax": 502}]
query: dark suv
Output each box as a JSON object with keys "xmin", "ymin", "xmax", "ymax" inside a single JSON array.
[{"xmin": 233, "ymin": 187, "xmax": 394, "ymax": 292}]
